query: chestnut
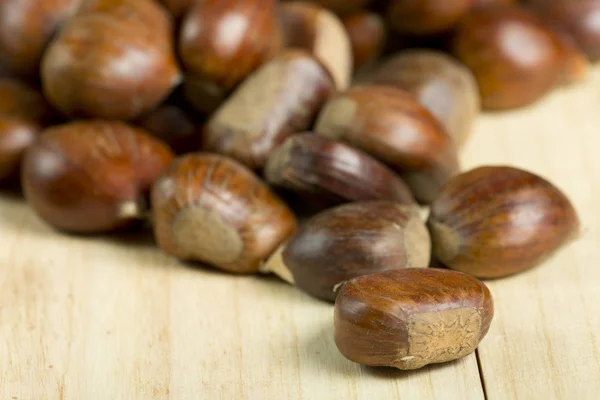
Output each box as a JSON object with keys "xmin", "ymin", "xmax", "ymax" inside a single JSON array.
[
  {"xmin": 0, "ymin": 0, "xmax": 81, "ymax": 77},
  {"xmin": 314, "ymin": 85, "xmax": 460, "ymax": 204},
  {"xmin": 427, "ymin": 166, "xmax": 580, "ymax": 278},
  {"xmin": 283, "ymin": 0, "xmax": 371, "ymax": 15},
  {"xmin": 264, "ymin": 133, "xmax": 414, "ymax": 210},
  {"xmin": 261, "ymin": 201, "xmax": 430, "ymax": 302},
  {"xmin": 0, "ymin": 80, "xmax": 54, "ymax": 182},
  {"xmin": 334, "ymin": 268, "xmax": 494, "ymax": 370},
  {"xmin": 280, "ymin": 2, "xmax": 352, "ymax": 90},
  {"xmin": 179, "ymin": 0, "xmax": 282, "ymax": 114},
  {"xmin": 364, "ymin": 50, "xmax": 480, "ymax": 148},
  {"xmin": 151, "ymin": 153, "xmax": 297, "ymax": 274},
  {"xmin": 452, "ymin": 5, "xmax": 587, "ymax": 110},
  {"xmin": 342, "ymin": 11, "xmax": 387, "ymax": 70},
  {"xmin": 204, "ymin": 50, "xmax": 335, "ymax": 170},
  {"xmin": 385, "ymin": 0, "xmax": 476, "ymax": 35},
  {"xmin": 21, "ymin": 121, "xmax": 174, "ymax": 233}
]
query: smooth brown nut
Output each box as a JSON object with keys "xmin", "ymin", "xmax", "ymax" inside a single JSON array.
[
  {"xmin": 151, "ymin": 153, "xmax": 297, "ymax": 274},
  {"xmin": 204, "ymin": 50, "xmax": 335, "ymax": 170},
  {"xmin": 365, "ymin": 50, "xmax": 480, "ymax": 148},
  {"xmin": 265, "ymin": 133, "xmax": 415, "ymax": 210},
  {"xmin": 0, "ymin": 80, "xmax": 54, "ymax": 182},
  {"xmin": 386, "ymin": 0, "xmax": 476, "ymax": 35},
  {"xmin": 262, "ymin": 201, "xmax": 431, "ymax": 302},
  {"xmin": 428, "ymin": 166, "xmax": 580, "ymax": 278},
  {"xmin": 452, "ymin": 5, "xmax": 584, "ymax": 110},
  {"xmin": 159, "ymin": 0, "xmax": 194, "ymax": 19},
  {"xmin": 179, "ymin": 0, "xmax": 282, "ymax": 114},
  {"xmin": 280, "ymin": 2, "xmax": 352, "ymax": 90},
  {"xmin": 22, "ymin": 121, "xmax": 174, "ymax": 233},
  {"xmin": 525, "ymin": 0, "xmax": 600, "ymax": 61},
  {"xmin": 334, "ymin": 268, "xmax": 494, "ymax": 370},
  {"xmin": 0, "ymin": 0, "xmax": 81, "ymax": 77},
  {"xmin": 315, "ymin": 85, "xmax": 459, "ymax": 204},
  {"xmin": 342, "ymin": 11, "xmax": 387, "ymax": 70},
  {"xmin": 41, "ymin": 14, "xmax": 181, "ymax": 120}
]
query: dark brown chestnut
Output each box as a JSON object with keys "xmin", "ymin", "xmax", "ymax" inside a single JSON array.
[
  {"xmin": 151, "ymin": 153, "xmax": 297, "ymax": 274},
  {"xmin": 179, "ymin": 0, "xmax": 282, "ymax": 114},
  {"xmin": 342, "ymin": 11, "xmax": 387, "ymax": 70},
  {"xmin": 204, "ymin": 50, "xmax": 335, "ymax": 170},
  {"xmin": 0, "ymin": 0, "xmax": 81, "ymax": 77},
  {"xmin": 21, "ymin": 121, "xmax": 174, "ymax": 233},
  {"xmin": 264, "ymin": 133, "xmax": 414, "ymax": 210},
  {"xmin": 41, "ymin": 14, "xmax": 181, "ymax": 120},
  {"xmin": 261, "ymin": 201, "xmax": 430, "ymax": 302},
  {"xmin": 452, "ymin": 5, "xmax": 588, "ymax": 110},
  {"xmin": 364, "ymin": 50, "xmax": 480, "ymax": 148},
  {"xmin": 385, "ymin": 0, "xmax": 476, "ymax": 35},
  {"xmin": 280, "ymin": 1, "xmax": 352, "ymax": 90},
  {"xmin": 315, "ymin": 85, "xmax": 459, "ymax": 204},
  {"xmin": 428, "ymin": 166, "xmax": 580, "ymax": 278},
  {"xmin": 334, "ymin": 268, "xmax": 494, "ymax": 370}
]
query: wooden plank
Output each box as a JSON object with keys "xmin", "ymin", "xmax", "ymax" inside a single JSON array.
[{"xmin": 466, "ymin": 70, "xmax": 600, "ymax": 399}]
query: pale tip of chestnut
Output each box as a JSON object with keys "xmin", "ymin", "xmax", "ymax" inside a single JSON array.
[
  {"xmin": 260, "ymin": 244, "xmax": 295, "ymax": 285},
  {"xmin": 117, "ymin": 201, "xmax": 143, "ymax": 220}
]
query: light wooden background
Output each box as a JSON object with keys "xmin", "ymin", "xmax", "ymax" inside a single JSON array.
[{"xmin": 2, "ymin": 69, "xmax": 600, "ymax": 400}]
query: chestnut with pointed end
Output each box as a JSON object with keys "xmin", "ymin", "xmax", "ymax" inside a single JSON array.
[
  {"xmin": 334, "ymin": 268, "xmax": 494, "ymax": 370},
  {"xmin": 261, "ymin": 201, "xmax": 431, "ymax": 302},
  {"xmin": 385, "ymin": 0, "xmax": 476, "ymax": 35},
  {"xmin": 428, "ymin": 166, "xmax": 580, "ymax": 278},
  {"xmin": 315, "ymin": 85, "xmax": 459, "ymax": 204},
  {"xmin": 152, "ymin": 154, "xmax": 297, "ymax": 274},
  {"xmin": 22, "ymin": 121, "xmax": 174, "ymax": 233}
]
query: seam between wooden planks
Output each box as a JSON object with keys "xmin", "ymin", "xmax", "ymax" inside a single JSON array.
[{"xmin": 475, "ymin": 349, "xmax": 488, "ymax": 400}]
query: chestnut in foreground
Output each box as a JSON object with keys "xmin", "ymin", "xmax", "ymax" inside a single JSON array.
[
  {"xmin": 261, "ymin": 201, "xmax": 430, "ymax": 302},
  {"xmin": 151, "ymin": 154, "xmax": 297, "ymax": 274},
  {"xmin": 22, "ymin": 121, "xmax": 174, "ymax": 233},
  {"xmin": 334, "ymin": 268, "xmax": 494, "ymax": 370},
  {"xmin": 428, "ymin": 166, "xmax": 580, "ymax": 278}
]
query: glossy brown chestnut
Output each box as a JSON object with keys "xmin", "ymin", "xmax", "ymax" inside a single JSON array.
[
  {"xmin": 0, "ymin": 80, "xmax": 54, "ymax": 182},
  {"xmin": 342, "ymin": 11, "xmax": 387, "ymax": 70},
  {"xmin": 315, "ymin": 85, "xmax": 459, "ymax": 204},
  {"xmin": 179, "ymin": 0, "xmax": 282, "ymax": 114},
  {"xmin": 21, "ymin": 121, "xmax": 174, "ymax": 233},
  {"xmin": 452, "ymin": 5, "xmax": 587, "ymax": 110},
  {"xmin": 385, "ymin": 0, "xmax": 476, "ymax": 35},
  {"xmin": 525, "ymin": 0, "xmax": 600, "ymax": 61},
  {"xmin": 334, "ymin": 268, "xmax": 494, "ymax": 370},
  {"xmin": 159, "ymin": 0, "xmax": 194, "ymax": 19},
  {"xmin": 204, "ymin": 50, "xmax": 335, "ymax": 170},
  {"xmin": 265, "ymin": 133, "xmax": 414, "ymax": 210},
  {"xmin": 428, "ymin": 166, "xmax": 580, "ymax": 278},
  {"xmin": 365, "ymin": 50, "xmax": 480, "ymax": 148},
  {"xmin": 41, "ymin": 14, "xmax": 181, "ymax": 120},
  {"xmin": 280, "ymin": 2, "xmax": 352, "ymax": 90},
  {"xmin": 261, "ymin": 201, "xmax": 430, "ymax": 302},
  {"xmin": 0, "ymin": 0, "xmax": 81, "ymax": 77},
  {"xmin": 151, "ymin": 153, "xmax": 297, "ymax": 274}
]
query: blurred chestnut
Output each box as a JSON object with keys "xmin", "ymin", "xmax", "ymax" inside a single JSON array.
[
  {"xmin": 365, "ymin": 50, "xmax": 480, "ymax": 147},
  {"xmin": 204, "ymin": 50, "xmax": 335, "ymax": 170},
  {"xmin": 283, "ymin": 0, "xmax": 371, "ymax": 15},
  {"xmin": 262, "ymin": 201, "xmax": 430, "ymax": 302},
  {"xmin": 342, "ymin": 11, "xmax": 387, "ymax": 70},
  {"xmin": 474, "ymin": 0, "xmax": 516, "ymax": 6},
  {"xmin": 0, "ymin": 80, "xmax": 54, "ymax": 182},
  {"xmin": 179, "ymin": 0, "xmax": 282, "ymax": 114},
  {"xmin": 280, "ymin": 1, "xmax": 352, "ymax": 90},
  {"xmin": 265, "ymin": 133, "xmax": 414, "ymax": 210},
  {"xmin": 335, "ymin": 268, "xmax": 494, "ymax": 370},
  {"xmin": 151, "ymin": 153, "xmax": 297, "ymax": 274},
  {"xmin": 41, "ymin": 14, "xmax": 181, "ymax": 120},
  {"xmin": 452, "ymin": 5, "xmax": 588, "ymax": 110},
  {"xmin": 385, "ymin": 0, "xmax": 476, "ymax": 35},
  {"xmin": 22, "ymin": 121, "xmax": 174, "ymax": 233},
  {"xmin": 525, "ymin": 0, "xmax": 600, "ymax": 61},
  {"xmin": 428, "ymin": 166, "xmax": 580, "ymax": 278},
  {"xmin": 315, "ymin": 85, "xmax": 459, "ymax": 204},
  {"xmin": 159, "ymin": 0, "xmax": 194, "ymax": 19},
  {"xmin": 0, "ymin": 0, "xmax": 81, "ymax": 77}
]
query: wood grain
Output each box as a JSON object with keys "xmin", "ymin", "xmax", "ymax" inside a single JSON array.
[{"xmin": 1, "ymin": 69, "xmax": 600, "ymax": 399}]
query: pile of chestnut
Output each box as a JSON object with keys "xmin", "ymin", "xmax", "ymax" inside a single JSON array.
[{"xmin": 0, "ymin": 0, "xmax": 586, "ymax": 371}]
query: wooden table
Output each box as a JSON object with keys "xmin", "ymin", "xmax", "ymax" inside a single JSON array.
[{"xmin": 2, "ymin": 69, "xmax": 600, "ymax": 400}]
